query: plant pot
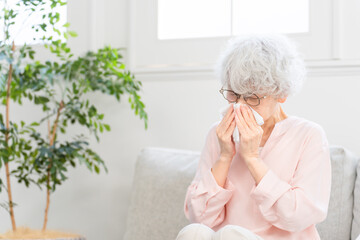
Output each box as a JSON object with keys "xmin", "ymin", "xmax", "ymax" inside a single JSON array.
[
  {"xmin": 0, "ymin": 238, "xmax": 86, "ymax": 240},
  {"xmin": 4, "ymin": 238, "xmax": 87, "ymax": 240},
  {"xmin": 0, "ymin": 227, "xmax": 87, "ymax": 240}
]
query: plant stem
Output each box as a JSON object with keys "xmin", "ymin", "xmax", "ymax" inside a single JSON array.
[
  {"xmin": 5, "ymin": 42, "xmax": 16, "ymax": 231},
  {"xmin": 42, "ymin": 101, "xmax": 64, "ymax": 231}
]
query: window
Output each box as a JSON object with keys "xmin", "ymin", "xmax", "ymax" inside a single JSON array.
[
  {"xmin": 232, "ymin": 0, "xmax": 309, "ymax": 35},
  {"xmin": 0, "ymin": 1, "xmax": 67, "ymax": 45},
  {"xmin": 158, "ymin": 0, "xmax": 309, "ymax": 40},
  {"xmin": 158, "ymin": 0, "xmax": 231, "ymax": 40},
  {"xmin": 129, "ymin": 0, "xmax": 335, "ymax": 74}
]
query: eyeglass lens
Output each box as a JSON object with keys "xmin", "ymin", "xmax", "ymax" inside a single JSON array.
[{"xmin": 222, "ymin": 90, "xmax": 259, "ymax": 106}]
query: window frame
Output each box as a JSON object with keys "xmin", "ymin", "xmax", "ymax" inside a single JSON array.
[{"xmin": 128, "ymin": 0, "xmax": 360, "ymax": 79}]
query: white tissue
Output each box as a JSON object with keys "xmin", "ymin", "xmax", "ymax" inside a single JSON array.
[
  {"xmin": 219, "ymin": 103, "xmax": 264, "ymax": 143},
  {"xmin": 235, "ymin": 103, "xmax": 265, "ymax": 126}
]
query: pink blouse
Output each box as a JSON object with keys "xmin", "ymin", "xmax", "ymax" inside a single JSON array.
[{"xmin": 184, "ymin": 115, "xmax": 332, "ymax": 240}]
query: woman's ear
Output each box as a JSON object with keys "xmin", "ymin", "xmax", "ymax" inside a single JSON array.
[{"xmin": 278, "ymin": 96, "xmax": 288, "ymax": 103}]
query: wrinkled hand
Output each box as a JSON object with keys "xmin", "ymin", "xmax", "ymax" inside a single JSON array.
[
  {"xmin": 234, "ymin": 104, "xmax": 263, "ymax": 161},
  {"xmin": 216, "ymin": 104, "xmax": 236, "ymax": 161}
]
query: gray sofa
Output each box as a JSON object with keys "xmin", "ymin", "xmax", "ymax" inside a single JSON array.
[{"xmin": 123, "ymin": 145, "xmax": 360, "ymax": 240}]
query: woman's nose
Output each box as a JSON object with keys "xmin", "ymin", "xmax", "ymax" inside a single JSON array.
[{"xmin": 236, "ymin": 97, "xmax": 246, "ymax": 105}]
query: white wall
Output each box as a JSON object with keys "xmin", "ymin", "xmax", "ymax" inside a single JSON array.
[{"xmin": 1, "ymin": 1, "xmax": 360, "ymax": 240}]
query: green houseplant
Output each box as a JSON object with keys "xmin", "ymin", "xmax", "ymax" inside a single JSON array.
[{"xmin": 0, "ymin": 0, "xmax": 148, "ymax": 238}]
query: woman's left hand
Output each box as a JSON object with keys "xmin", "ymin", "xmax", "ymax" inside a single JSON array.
[{"xmin": 234, "ymin": 104, "xmax": 264, "ymax": 161}]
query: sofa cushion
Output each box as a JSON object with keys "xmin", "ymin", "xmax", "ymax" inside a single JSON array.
[
  {"xmin": 123, "ymin": 147, "xmax": 197, "ymax": 240},
  {"xmin": 123, "ymin": 145, "xmax": 359, "ymax": 240},
  {"xmin": 352, "ymin": 161, "xmax": 360, "ymax": 240},
  {"xmin": 316, "ymin": 145, "xmax": 359, "ymax": 240}
]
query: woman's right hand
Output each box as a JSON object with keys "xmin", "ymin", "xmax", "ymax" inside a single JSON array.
[{"xmin": 216, "ymin": 104, "xmax": 236, "ymax": 161}]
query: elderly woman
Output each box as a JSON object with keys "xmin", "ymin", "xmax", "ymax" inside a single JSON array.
[{"xmin": 176, "ymin": 34, "xmax": 331, "ymax": 240}]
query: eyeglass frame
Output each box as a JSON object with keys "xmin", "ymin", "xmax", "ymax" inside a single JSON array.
[{"xmin": 219, "ymin": 88, "xmax": 267, "ymax": 106}]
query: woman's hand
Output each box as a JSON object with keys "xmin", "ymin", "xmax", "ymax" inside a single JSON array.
[
  {"xmin": 216, "ymin": 104, "xmax": 237, "ymax": 161},
  {"xmin": 234, "ymin": 104, "xmax": 264, "ymax": 161}
]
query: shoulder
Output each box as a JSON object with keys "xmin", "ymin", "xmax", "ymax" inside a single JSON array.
[
  {"xmin": 290, "ymin": 116, "xmax": 326, "ymax": 134},
  {"xmin": 289, "ymin": 116, "xmax": 328, "ymax": 146}
]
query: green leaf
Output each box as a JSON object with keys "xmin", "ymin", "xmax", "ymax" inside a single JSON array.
[
  {"xmin": 34, "ymin": 96, "xmax": 49, "ymax": 104},
  {"xmin": 94, "ymin": 165, "xmax": 100, "ymax": 174},
  {"xmin": 68, "ymin": 31, "xmax": 78, "ymax": 37},
  {"xmin": 53, "ymin": 27, "xmax": 61, "ymax": 36},
  {"xmin": 70, "ymin": 160, "xmax": 76, "ymax": 167},
  {"xmin": 72, "ymin": 82, "xmax": 78, "ymax": 94},
  {"xmin": 59, "ymin": 171, "xmax": 66, "ymax": 180},
  {"xmin": 103, "ymin": 124, "xmax": 110, "ymax": 131}
]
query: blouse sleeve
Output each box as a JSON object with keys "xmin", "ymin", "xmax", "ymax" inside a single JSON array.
[
  {"xmin": 184, "ymin": 122, "xmax": 236, "ymax": 228},
  {"xmin": 250, "ymin": 124, "xmax": 332, "ymax": 232}
]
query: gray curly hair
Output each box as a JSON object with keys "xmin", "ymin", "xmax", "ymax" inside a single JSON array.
[{"xmin": 214, "ymin": 34, "xmax": 307, "ymax": 99}]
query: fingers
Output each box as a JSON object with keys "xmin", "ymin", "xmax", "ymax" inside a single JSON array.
[
  {"xmin": 224, "ymin": 112, "xmax": 235, "ymax": 130},
  {"xmin": 235, "ymin": 107, "xmax": 250, "ymax": 134},
  {"xmin": 217, "ymin": 110, "xmax": 236, "ymax": 140},
  {"xmin": 224, "ymin": 115, "xmax": 236, "ymax": 138},
  {"xmin": 218, "ymin": 104, "xmax": 234, "ymax": 129},
  {"xmin": 242, "ymin": 106, "xmax": 258, "ymax": 128},
  {"xmin": 247, "ymin": 106, "xmax": 257, "ymax": 123},
  {"xmin": 224, "ymin": 104, "xmax": 234, "ymax": 119},
  {"xmin": 221, "ymin": 112, "xmax": 236, "ymax": 138}
]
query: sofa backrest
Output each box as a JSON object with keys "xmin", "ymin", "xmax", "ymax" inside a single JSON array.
[
  {"xmin": 353, "ymin": 162, "xmax": 360, "ymax": 240},
  {"xmin": 123, "ymin": 147, "xmax": 199, "ymax": 240},
  {"xmin": 316, "ymin": 145, "xmax": 359, "ymax": 240},
  {"xmin": 123, "ymin": 146, "xmax": 360, "ymax": 240}
]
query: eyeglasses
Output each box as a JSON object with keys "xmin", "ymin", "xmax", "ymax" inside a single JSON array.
[{"xmin": 219, "ymin": 88, "xmax": 267, "ymax": 106}]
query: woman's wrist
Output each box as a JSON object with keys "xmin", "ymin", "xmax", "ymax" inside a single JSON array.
[
  {"xmin": 212, "ymin": 155, "xmax": 233, "ymax": 188},
  {"xmin": 245, "ymin": 157, "xmax": 269, "ymax": 185},
  {"xmin": 219, "ymin": 154, "xmax": 233, "ymax": 163},
  {"xmin": 244, "ymin": 156, "xmax": 259, "ymax": 165}
]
